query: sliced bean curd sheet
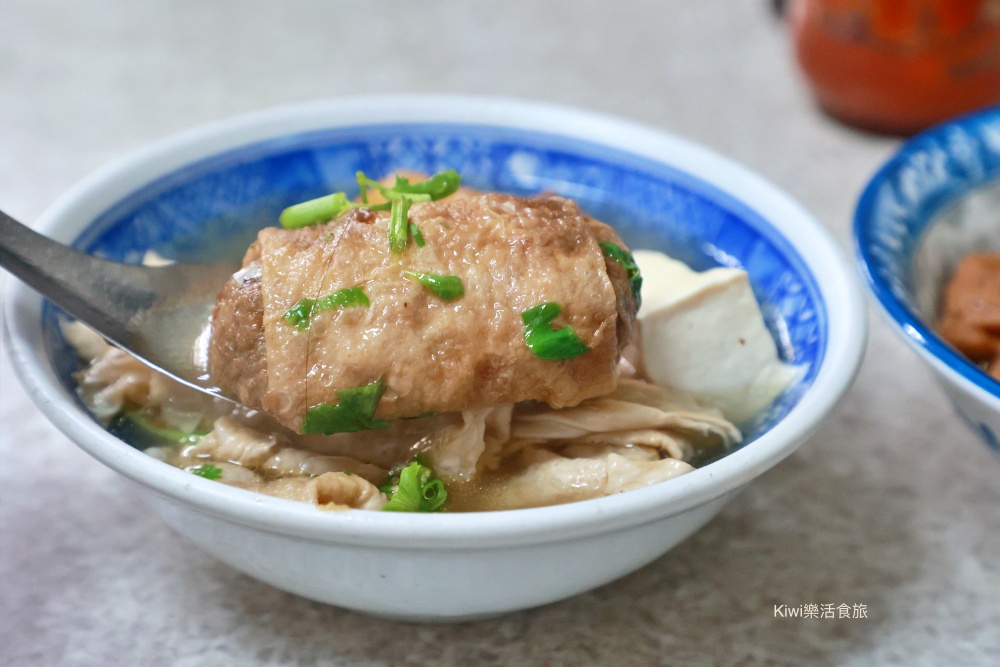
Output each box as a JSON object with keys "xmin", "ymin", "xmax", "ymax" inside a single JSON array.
[{"xmin": 68, "ymin": 324, "xmax": 743, "ymax": 511}]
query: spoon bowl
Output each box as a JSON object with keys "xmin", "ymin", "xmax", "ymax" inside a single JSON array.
[{"xmin": 0, "ymin": 209, "xmax": 240, "ymax": 403}]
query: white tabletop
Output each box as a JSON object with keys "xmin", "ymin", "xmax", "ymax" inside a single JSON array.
[{"xmin": 2, "ymin": 2, "xmax": 998, "ymax": 665}]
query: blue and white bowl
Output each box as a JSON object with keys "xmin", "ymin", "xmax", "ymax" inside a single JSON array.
[
  {"xmin": 5, "ymin": 96, "xmax": 867, "ymax": 620},
  {"xmin": 855, "ymin": 105, "xmax": 1000, "ymax": 456}
]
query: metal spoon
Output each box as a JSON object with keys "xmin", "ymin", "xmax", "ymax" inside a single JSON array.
[{"xmin": 1, "ymin": 209, "xmax": 241, "ymax": 404}]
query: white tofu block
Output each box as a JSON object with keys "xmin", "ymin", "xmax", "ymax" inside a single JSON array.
[{"xmin": 633, "ymin": 250, "xmax": 800, "ymax": 424}]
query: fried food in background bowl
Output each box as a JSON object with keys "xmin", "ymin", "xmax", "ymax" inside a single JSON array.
[{"xmin": 855, "ymin": 105, "xmax": 1000, "ymax": 456}]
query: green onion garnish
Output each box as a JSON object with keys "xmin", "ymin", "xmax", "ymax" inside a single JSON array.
[
  {"xmin": 521, "ymin": 302, "xmax": 589, "ymax": 361},
  {"xmin": 599, "ymin": 242, "xmax": 642, "ymax": 306},
  {"xmin": 389, "ymin": 197, "xmax": 411, "ymax": 254},
  {"xmin": 357, "ymin": 170, "xmax": 461, "ymax": 201},
  {"xmin": 402, "ymin": 271, "xmax": 464, "ymax": 301},
  {"xmin": 408, "ymin": 222, "xmax": 426, "ymax": 247},
  {"xmin": 302, "ymin": 378, "xmax": 391, "ymax": 434},
  {"xmin": 277, "ymin": 171, "xmax": 462, "ymax": 248},
  {"xmin": 280, "ymin": 192, "xmax": 358, "ymax": 229},
  {"xmin": 359, "ymin": 169, "xmax": 460, "ymax": 252},
  {"xmin": 386, "ymin": 169, "xmax": 462, "ymax": 199},
  {"xmin": 356, "ymin": 172, "xmax": 435, "ymax": 204},
  {"xmin": 381, "ymin": 460, "xmax": 448, "ymax": 512},
  {"xmin": 283, "ymin": 286, "xmax": 370, "ymax": 330},
  {"xmin": 191, "ymin": 464, "xmax": 222, "ymax": 480}
]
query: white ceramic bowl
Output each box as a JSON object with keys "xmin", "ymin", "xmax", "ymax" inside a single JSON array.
[
  {"xmin": 855, "ymin": 106, "xmax": 1000, "ymax": 456},
  {"xmin": 5, "ymin": 96, "xmax": 867, "ymax": 621}
]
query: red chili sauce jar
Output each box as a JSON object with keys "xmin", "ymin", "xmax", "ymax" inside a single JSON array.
[{"xmin": 791, "ymin": 0, "xmax": 1000, "ymax": 134}]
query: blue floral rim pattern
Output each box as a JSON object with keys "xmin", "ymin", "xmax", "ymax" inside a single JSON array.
[
  {"xmin": 854, "ymin": 106, "xmax": 1000, "ymax": 404},
  {"xmin": 42, "ymin": 122, "xmax": 828, "ymax": 446}
]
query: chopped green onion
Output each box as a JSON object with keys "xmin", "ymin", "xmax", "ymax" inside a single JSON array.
[
  {"xmin": 283, "ymin": 299, "xmax": 315, "ymax": 329},
  {"xmin": 356, "ymin": 169, "xmax": 461, "ymax": 201},
  {"xmin": 421, "ymin": 478, "xmax": 447, "ymax": 508},
  {"xmin": 382, "ymin": 460, "xmax": 448, "ymax": 512},
  {"xmin": 280, "ymin": 192, "xmax": 358, "ymax": 229},
  {"xmin": 403, "ymin": 271, "xmax": 464, "ymax": 301},
  {"xmin": 283, "ymin": 286, "xmax": 370, "ymax": 330},
  {"xmin": 388, "ymin": 169, "xmax": 462, "ymax": 199},
  {"xmin": 521, "ymin": 302, "xmax": 589, "ymax": 361},
  {"xmin": 389, "ymin": 197, "xmax": 411, "ymax": 254},
  {"xmin": 356, "ymin": 169, "xmax": 462, "ymax": 252},
  {"xmin": 356, "ymin": 172, "xmax": 432, "ymax": 204},
  {"xmin": 599, "ymin": 242, "xmax": 643, "ymax": 306},
  {"xmin": 278, "ymin": 170, "xmax": 461, "ymax": 232},
  {"xmin": 302, "ymin": 378, "xmax": 391, "ymax": 434},
  {"xmin": 190, "ymin": 464, "xmax": 222, "ymax": 480},
  {"xmin": 408, "ymin": 222, "xmax": 426, "ymax": 247}
]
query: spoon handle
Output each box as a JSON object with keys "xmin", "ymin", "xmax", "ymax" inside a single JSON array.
[{"xmin": 0, "ymin": 208, "xmax": 153, "ymax": 341}]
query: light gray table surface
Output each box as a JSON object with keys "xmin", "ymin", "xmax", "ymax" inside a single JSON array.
[{"xmin": 2, "ymin": 2, "xmax": 998, "ymax": 665}]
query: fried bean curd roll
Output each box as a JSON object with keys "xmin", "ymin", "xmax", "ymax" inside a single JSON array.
[{"xmin": 210, "ymin": 186, "xmax": 640, "ymax": 434}]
